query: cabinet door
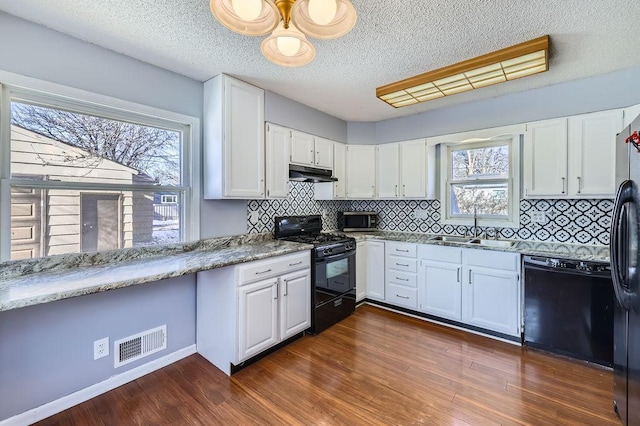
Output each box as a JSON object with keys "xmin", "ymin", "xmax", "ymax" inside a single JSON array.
[
  {"xmin": 420, "ymin": 260, "xmax": 462, "ymax": 321},
  {"xmin": 224, "ymin": 77, "xmax": 265, "ymax": 198},
  {"xmin": 366, "ymin": 241, "xmax": 385, "ymax": 300},
  {"xmin": 333, "ymin": 143, "xmax": 347, "ymax": 198},
  {"xmin": 266, "ymin": 123, "xmax": 290, "ymax": 199},
  {"xmin": 462, "ymin": 267, "xmax": 519, "ymax": 336},
  {"xmin": 238, "ymin": 278, "xmax": 279, "ymax": 362},
  {"xmin": 400, "ymin": 139, "xmax": 427, "ymax": 198},
  {"xmin": 356, "ymin": 241, "xmax": 367, "ymax": 302},
  {"xmin": 280, "ymin": 269, "xmax": 311, "ymax": 340},
  {"xmin": 290, "ymin": 130, "xmax": 315, "ymax": 166},
  {"xmin": 568, "ymin": 110, "xmax": 623, "ymax": 198},
  {"xmin": 346, "ymin": 145, "xmax": 376, "ymax": 199},
  {"xmin": 376, "ymin": 144, "xmax": 400, "ymax": 198},
  {"xmin": 523, "ymin": 118, "xmax": 568, "ymax": 197},
  {"xmin": 314, "ymin": 137, "xmax": 334, "ymax": 169}
]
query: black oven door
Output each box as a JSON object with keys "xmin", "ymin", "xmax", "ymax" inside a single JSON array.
[{"xmin": 314, "ymin": 251, "xmax": 356, "ymax": 306}]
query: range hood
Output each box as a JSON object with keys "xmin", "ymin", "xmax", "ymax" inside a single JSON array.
[{"xmin": 289, "ymin": 164, "xmax": 337, "ymax": 183}]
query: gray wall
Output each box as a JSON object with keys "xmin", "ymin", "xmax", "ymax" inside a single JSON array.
[
  {"xmin": 0, "ymin": 13, "xmax": 202, "ymax": 421},
  {"xmin": 265, "ymin": 91, "xmax": 348, "ymax": 143},
  {"xmin": 372, "ymin": 66, "xmax": 640, "ymax": 144},
  {"xmin": 0, "ymin": 275, "xmax": 196, "ymax": 420}
]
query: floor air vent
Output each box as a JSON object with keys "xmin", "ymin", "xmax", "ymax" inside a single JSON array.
[{"xmin": 114, "ymin": 325, "xmax": 167, "ymax": 368}]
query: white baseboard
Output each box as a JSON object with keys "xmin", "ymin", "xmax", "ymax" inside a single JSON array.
[{"xmin": 0, "ymin": 345, "xmax": 197, "ymax": 426}]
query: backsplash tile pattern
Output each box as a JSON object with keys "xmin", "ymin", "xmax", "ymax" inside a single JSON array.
[
  {"xmin": 349, "ymin": 198, "xmax": 613, "ymax": 245},
  {"xmin": 248, "ymin": 184, "xmax": 613, "ymax": 245},
  {"xmin": 247, "ymin": 182, "xmax": 350, "ymax": 234}
]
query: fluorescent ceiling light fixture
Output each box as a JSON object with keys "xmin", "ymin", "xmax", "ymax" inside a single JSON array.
[
  {"xmin": 210, "ymin": 0, "xmax": 357, "ymax": 67},
  {"xmin": 376, "ymin": 35, "xmax": 550, "ymax": 108}
]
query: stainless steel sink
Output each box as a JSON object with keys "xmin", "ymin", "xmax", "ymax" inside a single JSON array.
[
  {"xmin": 429, "ymin": 235, "xmax": 472, "ymax": 243},
  {"xmin": 466, "ymin": 239, "xmax": 514, "ymax": 248}
]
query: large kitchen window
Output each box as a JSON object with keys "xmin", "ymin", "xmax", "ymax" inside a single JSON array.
[
  {"xmin": 0, "ymin": 85, "xmax": 198, "ymax": 261},
  {"xmin": 441, "ymin": 136, "xmax": 520, "ymax": 228}
]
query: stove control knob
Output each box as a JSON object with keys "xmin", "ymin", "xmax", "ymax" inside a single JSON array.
[{"xmin": 323, "ymin": 248, "xmax": 332, "ymax": 255}]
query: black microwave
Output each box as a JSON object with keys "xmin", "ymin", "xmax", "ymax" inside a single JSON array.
[{"xmin": 337, "ymin": 212, "xmax": 378, "ymax": 231}]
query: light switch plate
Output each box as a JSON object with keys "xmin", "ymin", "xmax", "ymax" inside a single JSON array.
[
  {"xmin": 414, "ymin": 209, "xmax": 429, "ymax": 220},
  {"xmin": 530, "ymin": 211, "xmax": 546, "ymax": 223}
]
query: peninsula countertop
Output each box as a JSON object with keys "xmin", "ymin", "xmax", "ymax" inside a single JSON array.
[{"xmin": 0, "ymin": 234, "xmax": 312, "ymax": 312}]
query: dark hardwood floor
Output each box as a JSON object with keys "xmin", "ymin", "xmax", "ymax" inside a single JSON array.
[{"xmin": 37, "ymin": 305, "xmax": 619, "ymax": 425}]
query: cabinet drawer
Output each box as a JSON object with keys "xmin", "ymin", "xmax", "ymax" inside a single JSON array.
[
  {"xmin": 386, "ymin": 270, "xmax": 417, "ymax": 288},
  {"xmin": 386, "ymin": 255, "xmax": 418, "ymax": 273},
  {"xmin": 463, "ymin": 249, "xmax": 519, "ymax": 271},
  {"xmin": 238, "ymin": 252, "xmax": 310, "ymax": 285},
  {"xmin": 418, "ymin": 245, "xmax": 462, "ymax": 264},
  {"xmin": 386, "ymin": 283, "xmax": 418, "ymax": 309},
  {"xmin": 386, "ymin": 242, "xmax": 417, "ymax": 258}
]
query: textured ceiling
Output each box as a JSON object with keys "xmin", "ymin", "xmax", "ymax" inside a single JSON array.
[{"xmin": 0, "ymin": 0, "xmax": 638, "ymax": 122}]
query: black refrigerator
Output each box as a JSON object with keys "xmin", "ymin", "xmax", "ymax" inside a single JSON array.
[{"xmin": 611, "ymin": 114, "xmax": 640, "ymax": 425}]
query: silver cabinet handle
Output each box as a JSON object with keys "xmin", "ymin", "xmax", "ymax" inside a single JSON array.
[
  {"xmin": 468, "ymin": 269, "xmax": 472, "ymax": 284},
  {"xmin": 283, "ymin": 280, "xmax": 288, "ymax": 296},
  {"xmin": 561, "ymin": 177, "xmax": 566, "ymax": 194},
  {"xmin": 289, "ymin": 261, "xmax": 303, "ymax": 266},
  {"xmin": 577, "ymin": 176, "xmax": 581, "ymax": 194},
  {"xmin": 255, "ymin": 268, "xmax": 272, "ymax": 275},
  {"xmin": 267, "ymin": 189, "xmax": 270, "ymax": 197},
  {"xmin": 396, "ymin": 249, "xmax": 409, "ymax": 253},
  {"xmin": 272, "ymin": 284, "xmax": 278, "ymax": 300},
  {"xmin": 457, "ymin": 267, "xmax": 461, "ymax": 283},
  {"xmin": 396, "ymin": 277, "xmax": 409, "ymax": 282},
  {"xmin": 396, "ymin": 263, "xmax": 409, "ymax": 267},
  {"xmin": 395, "ymin": 184, "xmax": 398, "ymax": 197},
  {"xmin": 403, "ymin": 184, "xmax": 406, "ymax": 197},
  {"xmin": 396, "ymin": 294, "xmax": 410, "ymax": 299}
]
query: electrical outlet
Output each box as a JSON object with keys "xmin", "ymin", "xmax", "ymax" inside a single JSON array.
[
  {"xmin": 414, "ymin": 209, "xmax": 429, "ymax": 220},
  {"xmin": 94, "ymin": 337, "xmax": 109, "ymax": 360},
  {"xmin": 248, "ymin": 211, "xmax": 259, "ymax": 223},
  {"xmin": 530, "ymin": 211, "xmax": 546, "ymax": 224}
]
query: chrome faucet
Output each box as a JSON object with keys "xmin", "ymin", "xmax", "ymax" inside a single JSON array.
[{"xmin": 473, "ymin": 208, "xmax": 478, "ymax": 238}]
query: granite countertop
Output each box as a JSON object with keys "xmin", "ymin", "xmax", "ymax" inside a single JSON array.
[
  {"xmin": 340, "ymin": 231, "xmax": 610, "ymax": 263},
  {"xmin": 0, "ymin": 234, "xmax": 312, "ymax": 312}
]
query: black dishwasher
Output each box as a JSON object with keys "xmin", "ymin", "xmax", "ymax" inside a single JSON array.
[{"xmin": 523, "ymin": 256, "xmax": 614, "ymax": 366}]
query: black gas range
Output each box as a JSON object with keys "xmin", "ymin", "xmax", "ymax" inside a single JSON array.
[{"xmin": 274, "ymin": 215, "xmax": 356, "ymax": 334}]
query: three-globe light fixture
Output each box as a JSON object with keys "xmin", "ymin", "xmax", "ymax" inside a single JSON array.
[{"xmin": 210, "ymin": 0, "xmax": 357, "ymax": 67}]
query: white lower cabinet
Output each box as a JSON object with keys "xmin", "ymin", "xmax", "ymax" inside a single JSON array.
[
  {"xmin": 366, "ymin": 241, "xmax": 385, "ymax": 300},
  {"xmin": 415, "ymin": 244, "xmax": 520, "ymax": 337},
  {"xmin": 197, "ymin": 251, "xmax": 311, "ymax": 375},
  {"xmin": 418, "ymin": 245, "xmax": 463, "ymax": 321},
  {"xmin": 238, "ymin": 277, "xmax": 279, "ymax": 361},
  {"xmin": 356, "ymin": 241, "xmax": 367, "ymax": 302},
  {"xmin": 461, "ymin": 249, "xmax": 520, "ymax": 337},
  {"xmin": 385, "ymin": 242, "xmax": 418, "ymax": 309}
]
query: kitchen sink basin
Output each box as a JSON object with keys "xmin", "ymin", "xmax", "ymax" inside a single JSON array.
[
  {"xmin": 466, "ymin": 239, "xmax": 514, "ymax": 248},
  {"xmin": 429, "ymin": 235, "xmax": 471, "ymax": 243}
]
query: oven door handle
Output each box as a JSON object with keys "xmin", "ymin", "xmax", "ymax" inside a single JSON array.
[{"xmin": 315, "ymin": 250, "xmax": 355, "ymax": 263}]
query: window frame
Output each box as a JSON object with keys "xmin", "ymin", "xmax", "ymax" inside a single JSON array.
[
  {"xmin": 0, "ymin": 80, "xmax": 201, "ymax": 261},
  {"xmin": 440, "ymin": 135, "xmax": 521, "ymax": 229}
]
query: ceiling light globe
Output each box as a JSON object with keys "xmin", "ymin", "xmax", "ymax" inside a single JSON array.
[
  {"xmin": 231, "ymin": 0, "xmax": 262, "ymax": 21},
  {"xmin": 276, "ymin": 36, "xmax": 301, "ymax": 56},
  {"xmin": 308, "ymin": 0, "xmax": 337, "ymax": 25}
]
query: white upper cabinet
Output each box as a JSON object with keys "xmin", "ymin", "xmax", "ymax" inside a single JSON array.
[
  {"xmin": 523, "ymin": 118, "xmax": 568, "ymax": 198},
  {"xmin": 290, "ymin": 130, "xmax": 334, "ymax": 170},
  {"xmin": 314, "ymin": 137, "xmax": 334, "ymax": 169},
  {"xmin": 400, "ymin": 139, "xmax": 428, "ymax": 198},
  {"xmin": 525, "ymin": 110, "xmax": 623, "ymax": 199},
  {"xmin": 265, "ymin": 123, "xmax": 290, "ymax": 199},
  {"xmin": 376, "ymin": 143, "xmax": 400, "ymax": 198},
  {"xmin": 314, "ymin": 142, "xmax": 346, "ymax": 200},
  {"xmin": 203, "ymin": 74, "xmax": 265, "ymax": 199},
  {"xmin": 290, "ymin": 130, "xmax": 315, "ymax": 166},
  {"xmin": 346, "ymin": 145, "xmax": 376, "ymax": 199},
  {"xmin": 568, "ymin": 110, "xmax": 623, "ymax": 198}
]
